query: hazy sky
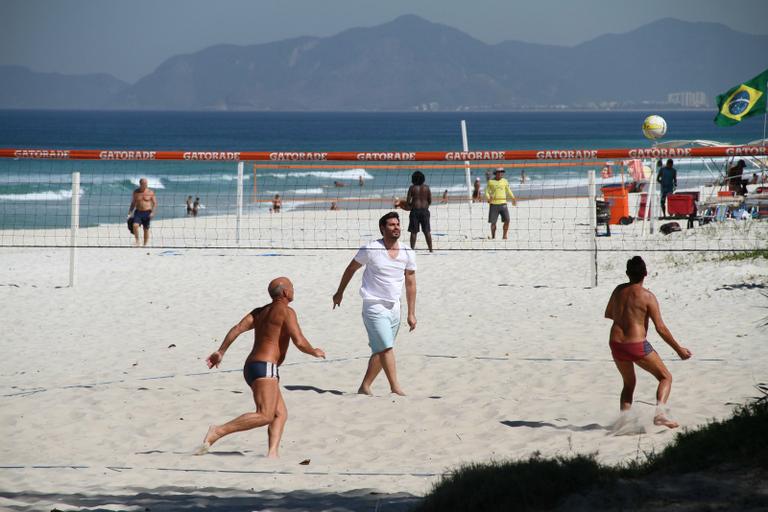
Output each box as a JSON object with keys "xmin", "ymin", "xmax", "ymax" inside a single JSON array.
[{"xmin": 2, "ymin": 0, "xmax": 766, "ymax": 83}]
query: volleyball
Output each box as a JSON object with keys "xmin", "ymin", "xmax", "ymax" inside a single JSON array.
[{"xmin": 642, "ymin": 115, "xmax": 667, "ymax": 140}]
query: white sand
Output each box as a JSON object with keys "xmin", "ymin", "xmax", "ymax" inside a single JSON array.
[{"xmin": 1, "ymin": 200, "xmax": 767, "ymax": 510}]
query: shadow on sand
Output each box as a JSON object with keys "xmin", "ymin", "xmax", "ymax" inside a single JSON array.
[
  {"xmin": 0, "ymin": 487, "xmax": 420, "ymax": 512},
  {"xmin": 501, "ymin": 420, "xmax": 610, "ymax": 432},
  {"xmin": 284, "ymin": 384, "xmax": 345, "ymax": 395}
]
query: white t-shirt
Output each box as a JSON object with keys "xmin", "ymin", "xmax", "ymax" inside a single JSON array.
[{"xmin": 354, "ymin": 239, "xmax": 417, "ymax": 304}]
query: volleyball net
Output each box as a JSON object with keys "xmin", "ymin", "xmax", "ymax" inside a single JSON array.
[{"xmin": 0, "ymin": 146, "xmax": 767, "ymax": 252}]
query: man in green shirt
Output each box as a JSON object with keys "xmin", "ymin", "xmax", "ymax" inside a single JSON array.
[{"xmin": 485, "ymin": 167, "xmax": 517, "ymax": 239}]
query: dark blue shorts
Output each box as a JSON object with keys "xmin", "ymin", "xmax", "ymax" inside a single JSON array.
[
  {"xmin": 243, "ymin": 361, "xmax": 280, "ymax": 386},
  {"xmin": 133, "ymin": 210, "xmax": 152, "ymax": 228},
  {"xmin": 408, "ymin": 208, "xmax": 431, "ymax": 233}
]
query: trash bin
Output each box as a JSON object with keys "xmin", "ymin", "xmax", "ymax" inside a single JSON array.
[
  {"xmin": 601, "ymin": 185, "xmax": 629, "ymax": 224},
  {"xmin": 667, "ymin": 193, "xmax": 698, "ymax": 217}
]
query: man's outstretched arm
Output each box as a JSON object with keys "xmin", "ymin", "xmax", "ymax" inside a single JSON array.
[
  {"xmin": 206, "ymin": 312, "xmax": 256, "ymax": 368},
  {"xmin": 333, "ymin": 259, "xmax": 363, "ymax": 308},
  {"xmin": 287, "ymin": 309, "xmax": 325, "ymax": 359},
  {"xmin": 647, "ymin": 293, "xmax": 691, "ymax": 359}
]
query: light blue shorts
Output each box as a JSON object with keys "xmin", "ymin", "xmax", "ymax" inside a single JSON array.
[{"xmin": 362, "ymin": 300, "xmax": 401, "ymax": 354}]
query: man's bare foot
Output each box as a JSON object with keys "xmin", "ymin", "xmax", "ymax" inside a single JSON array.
[
  {"xmin": 203, "ymin": 424, "xmax": 220, "ymax": 445},
  {"xmin": 267, "ymin": 450, "xmax": 279, "ymax": 459},
  {"xmin": 193, "ymin": 425, "xmax": 219, "ymax": 455},
  {"xmin": 654, "ymin": 413, "xmax": 679, "ymax": 429},
  {"xmin": 390, "ymin": 387, "xmax": 406, "ymax": 396},
  {"xmin": 193, "ymin": 442, "xmax": 210, "ymax": 456},
  {"xmin": 357, "ymin": 385, "xmax": 373, "ymax": 396}
]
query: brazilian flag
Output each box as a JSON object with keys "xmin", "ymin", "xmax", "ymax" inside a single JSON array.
[{"xmin": 714, "ymin": 68, "xmax": 768, "ymax": 126}]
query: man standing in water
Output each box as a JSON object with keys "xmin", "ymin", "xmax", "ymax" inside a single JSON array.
[
  {"xmin": 604, "ymin": 256, "xmax": 692, "ymax": 428},
  {"xmin": 128, "ymin": 178, "xmax": 157, "ymax": 246},
  {"xmin": 333, "ymin": 212, "xmax": 417, "ymax": 396},
  {"xmin": 196, "ymin": 277, "xmax": 326, "ymax": 457},
  {"xmin": 405, "ymin": 171, "xmax": 433, "ymax": 252}
]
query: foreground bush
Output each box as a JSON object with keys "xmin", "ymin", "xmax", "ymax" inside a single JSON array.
[{"xmin": 415, "ymin": 396, "xmax": 767, "ymax": 512}]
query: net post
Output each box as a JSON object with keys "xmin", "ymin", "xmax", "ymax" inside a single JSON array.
[
  {"xmin": 460, "ymin": 120, "xmax": 472, "ymax": 204},
  {"xmin": 641, "ymin": 160, "xmax": 654, "ymax": 237},
  {"xmin": 69, "ymin": 172, "xmax": 80, "ymax": 287},
  {"xmin": 588, "ymin": 169, "xmax": 597, "ymax": 287},
  {"xmin": 251, "ymin": 163, "xmax": 258, "ymax": 203},
  {"xmin": 647, "ymin": 167, "xmax": 657, "ymax": 235},
  {"xmin": 236, "ymin": 161, "xmax": 244, "ymax": 244}
]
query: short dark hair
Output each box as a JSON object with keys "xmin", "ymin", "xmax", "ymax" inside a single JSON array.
[
  {"xmin": 737, "ymin": 159, "xmax": 746, "ymax": 168},
  {"xmin": 666, "ymin": 159, "xmax": 674, "ymax": 167},
  {"xmin": 379, "ymin": 211, "xmax": 399, "ymax": 231},
  {"xmin": 411, "ymin": 171, "xmax": 425, "ymax": 185},
  {"xmin": 626, "ymin": 256, "xmax": 647, "ymax": 282}
]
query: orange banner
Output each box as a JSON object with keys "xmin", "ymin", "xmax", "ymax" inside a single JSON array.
[{"xmin": 0, "ymin": 145, "xmax": 765, "ymax": 161}]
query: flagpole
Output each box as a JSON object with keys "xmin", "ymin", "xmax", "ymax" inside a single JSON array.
[{"xmin": 763, "ymin": 79, "xmax": 767, "ymax": 146}]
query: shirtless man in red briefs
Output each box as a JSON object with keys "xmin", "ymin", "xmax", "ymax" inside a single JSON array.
[{"xmin": 604, "ymin": 256, "xmax": 692, "ymax": 428}]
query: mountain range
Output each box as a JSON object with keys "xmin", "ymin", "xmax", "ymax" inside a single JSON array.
[{"xmin": 1, "ymin": 15, "xmax": 766, "ymax": 111}]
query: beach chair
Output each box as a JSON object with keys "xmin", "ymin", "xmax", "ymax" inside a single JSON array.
[
  {"xmin": 715, "ymin": 204, "xmax": 729, "ymax": 222},
  {"xmin": 595, "ymin": 199, "xmax": 611, "ymax": 236}
]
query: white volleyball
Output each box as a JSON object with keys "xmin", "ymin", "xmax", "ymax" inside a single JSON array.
[{"xmin": 642, "ymin": 115, "xmax": 667, "ymax": 140}]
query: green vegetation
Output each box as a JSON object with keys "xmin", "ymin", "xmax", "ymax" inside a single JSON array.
[
  {"xmin": 719, "ymin": 249, "xmax": 768, "ymax": 261},
  {"xmin": 639, "ymin": 394, "xmax": 767, "ymax": 475},
  {"xmin": 415, "ymin": 394, "xmax": 768, "ymax": 512}
]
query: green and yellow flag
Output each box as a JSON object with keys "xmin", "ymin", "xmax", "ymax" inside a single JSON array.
[{"xmin": 714, "ymin": 68, "xmax": 768, "ymax": 126}]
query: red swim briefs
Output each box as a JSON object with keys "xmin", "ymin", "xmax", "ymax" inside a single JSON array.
[{"xmin": 609, "ymin": 340, "xmax": 655, "ymax": 362}]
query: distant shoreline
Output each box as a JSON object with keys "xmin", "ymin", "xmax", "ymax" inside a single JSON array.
[{"xmin": 0, "ymin": 107, "xmax": 715, "ymax": 114}]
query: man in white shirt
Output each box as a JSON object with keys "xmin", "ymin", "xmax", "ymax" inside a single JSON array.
[{"xmin": 333, "ymin": 212, "xmax": 417, "ymax": 396}]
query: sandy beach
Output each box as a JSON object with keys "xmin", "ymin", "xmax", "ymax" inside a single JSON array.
[{"xmin": 1, "ymin": 199, "xmax": 767, "ymax": 511}]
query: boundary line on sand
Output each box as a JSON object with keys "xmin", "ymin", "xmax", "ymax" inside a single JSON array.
[
  {"xmin": 0, "ymin": 464, "xmax": 438, "ymax": 478},
  {"xmin": 1, "ymin": 354, "xmax": 729, "ymax": 398}
]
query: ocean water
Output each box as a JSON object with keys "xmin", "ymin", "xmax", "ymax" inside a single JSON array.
[{"xmin": 0, "ymin": 110, "xmax": 763, "ymax": 229}]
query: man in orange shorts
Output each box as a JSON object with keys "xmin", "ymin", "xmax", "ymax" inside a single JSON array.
[{"xmin": 604, "ymin": 256, "xmax": 692, "ymax": 428}]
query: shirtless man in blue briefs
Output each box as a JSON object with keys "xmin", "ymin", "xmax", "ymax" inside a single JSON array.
[
  {"xmin": 127, "ymin": 178, "xmax": 157, "ymax": 246},
  {"xmin": 195, "ymin": 277, "xmax": 325, "ymax": 457}
]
